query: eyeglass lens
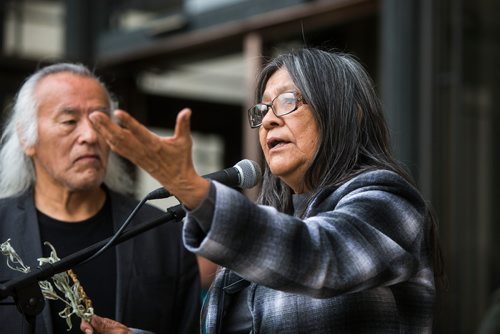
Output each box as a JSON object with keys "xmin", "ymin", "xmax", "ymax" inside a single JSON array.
[{"xmin": 248, "ymin": 92, "xmax": 298, "ymax": 128}]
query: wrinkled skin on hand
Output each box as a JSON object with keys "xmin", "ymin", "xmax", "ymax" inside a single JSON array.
[{"xmin": 89, "ymin": 108, "xmax": 209, "ymax": 209}]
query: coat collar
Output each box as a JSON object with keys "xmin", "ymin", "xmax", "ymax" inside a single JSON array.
[
  {"xmin": 10, "ymin": 188, "xmax": 54, "ymax": 334},
  {"xmin": 8, "ymin": 187, "xmax": 138, "ymax": 330}
]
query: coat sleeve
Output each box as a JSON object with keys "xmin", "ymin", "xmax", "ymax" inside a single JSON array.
[{"xmin": 183, "ymin": 170, "xmax": 433, "ymax": 298}]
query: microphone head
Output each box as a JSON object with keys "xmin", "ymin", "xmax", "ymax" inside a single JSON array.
[{"xmin": 234, "ymin": 159, "xmax": 262, "ymax": 189}]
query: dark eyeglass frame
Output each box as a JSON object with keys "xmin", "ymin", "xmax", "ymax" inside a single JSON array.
[{"xmin": 247, "ymin": 91, "xmax": 307, "ymax": 128}]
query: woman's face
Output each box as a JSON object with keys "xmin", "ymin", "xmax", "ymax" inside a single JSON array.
[{"xmin": 258, "ymin": 68, "xmax": 319, "ymax": 193}]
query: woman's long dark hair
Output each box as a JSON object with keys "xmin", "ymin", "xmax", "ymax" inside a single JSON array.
[
  {"xmin": 256, "ymin": 48, "xmax": 412, "ymax": 211},
  {"xmin": 255, "ymin": 48, "xmax": 444, "ymax": 285}
]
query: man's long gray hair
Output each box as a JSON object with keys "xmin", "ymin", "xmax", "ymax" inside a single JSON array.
[{"xmin": 0, "ymin": 63, "xmax": 134, "ymax": 198}]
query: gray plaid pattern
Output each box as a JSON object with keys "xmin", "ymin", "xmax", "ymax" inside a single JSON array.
[{"xmin": 184, "ymin": 170, "xmax": 435, "ymax": 333}]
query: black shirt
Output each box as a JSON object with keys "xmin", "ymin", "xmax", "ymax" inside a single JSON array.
[{"xmin": 38, "ymin": 196, "xmax": 116, "ymax": 334}]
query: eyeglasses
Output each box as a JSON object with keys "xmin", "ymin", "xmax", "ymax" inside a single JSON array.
[{"xmin": 247, "ymin": 91, "xmax": 306, "ymax": 128}]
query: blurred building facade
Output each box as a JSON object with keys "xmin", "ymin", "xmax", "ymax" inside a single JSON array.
[{"xmin": 0, "ymin": 0, "xmax": 498, "ymax": 332}]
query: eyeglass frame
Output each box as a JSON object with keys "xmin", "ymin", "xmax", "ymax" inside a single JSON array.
[{"xmin": 247, "ymin": 91, "xmax": 307, "ymax": 128}]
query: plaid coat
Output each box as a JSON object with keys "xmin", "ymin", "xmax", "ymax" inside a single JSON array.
[{"xmin": 184, "ymin": 169, "xmax": 435, "ymax": 333}]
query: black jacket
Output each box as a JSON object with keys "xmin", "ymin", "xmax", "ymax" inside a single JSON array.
[{"xmin": 0, "ymin": 188, "xmax": 200, "ymax": 334}]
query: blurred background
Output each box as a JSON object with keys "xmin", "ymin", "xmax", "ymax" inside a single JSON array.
[{"xmin": 0, "ymin": 0, "xmax": 498, "ymax": 332}]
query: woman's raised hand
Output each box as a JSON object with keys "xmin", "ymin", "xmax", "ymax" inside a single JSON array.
[{"xmin": 89, "ymin": 108, "xmax": 209, "ymax": 208}]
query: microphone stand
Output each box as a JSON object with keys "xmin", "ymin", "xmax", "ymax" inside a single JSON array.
[{"xmin": 0, "ymin": 204, "xmax": 186, "ymax": 334}]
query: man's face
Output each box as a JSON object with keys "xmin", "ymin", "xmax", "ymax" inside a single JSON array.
[{"xmin": 24, "ymin": 72, "xmax": 111, "ymax": 192}]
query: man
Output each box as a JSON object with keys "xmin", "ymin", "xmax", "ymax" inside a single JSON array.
[{"xmin": 0, "ymin": 63, "xmax": 200, "ymax": 333}]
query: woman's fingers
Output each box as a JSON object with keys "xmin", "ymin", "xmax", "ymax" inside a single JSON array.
[
  {"xmin": 89, "ymin": 111, "xmax": 131, "ymax": 153},
  {"xmin": 113, "ymin": 110, "xmax": 157, "ymax": 144},
  {"xmin": 91, "ymin": 110, "xmax": 151, "ymax": 144},
  {"xmin": 90, "ymin": 110, "xmax": 158, "ymax": 166},
  {"xmin": 174, "ymin": 108, "xmax": 192, "ymax": 140},
  {"xmin": 89, "ymin": 108, "xmax": 200, "ymax": 197}
]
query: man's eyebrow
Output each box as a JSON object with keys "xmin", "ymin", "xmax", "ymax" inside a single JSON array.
[
  {"xmin": 56, "ymin": 106, "xmax": 110, "ymax": 116},
  {"xmin": 57, "ymin": 107, "xmax": 79, "ymax": 116}
]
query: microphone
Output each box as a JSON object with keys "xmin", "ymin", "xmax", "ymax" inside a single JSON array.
[
  {"xmin": 81, "ymin": 159, "xmax": 261, "ymax": 265},
  {"xmin": 146, "ymin": 159, "xmax": 262, "ymax": 200}
]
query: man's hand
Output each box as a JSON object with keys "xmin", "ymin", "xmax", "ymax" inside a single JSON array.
[{"xmin": 80, "ymin": 315, "xmax": 132, "ymax": 334}]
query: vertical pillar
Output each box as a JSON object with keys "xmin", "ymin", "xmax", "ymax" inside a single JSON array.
[
  {"xmin": 0, "ymin": 1, "xmax": 5, "ymax": 53},
  {"xmin": 380, "ymin": 0, "xmax": 419, "ymax": 176},
  {"xmin": 65, "ymin": 0, "xmax": 109, "ymax": 63},
  {"xmin": 417, "ymin": 0, "xmax": 434, "ymax": 198},
  {"xmin": 243, "ymin": 32, "xmax": 263, "ymax": 200},
  {"xmin": 65, "ymin": 0, "xmax": 91, "ymax": 62},
  {"xmin": 0, "ymin": 0, "xmax": 3, "ymax": 111}
]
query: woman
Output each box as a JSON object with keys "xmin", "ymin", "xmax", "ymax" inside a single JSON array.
[{"xmin": 83, "ymin": 48, "xmax": 441, "ymax": 333}]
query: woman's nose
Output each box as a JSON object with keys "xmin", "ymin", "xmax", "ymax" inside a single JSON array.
[{"xmin": 260, "ymin": 108, "xmax": 283, "ymax": 129}]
